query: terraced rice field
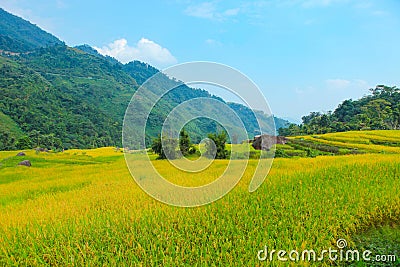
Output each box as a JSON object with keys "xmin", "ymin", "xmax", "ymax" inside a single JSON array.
[{"xmin": 0, "ymin": 131, "xmax": 399, "ymax": 266}]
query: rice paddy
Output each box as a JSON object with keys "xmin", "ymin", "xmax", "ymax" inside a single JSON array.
[{"xmin": 0, "ymin": 130, "xmax": 399, "ymax": 266}]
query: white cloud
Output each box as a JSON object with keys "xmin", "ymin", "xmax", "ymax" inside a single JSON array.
[
  {"xmin": 224, "ymin": 8, "xmax": 240, "ymax": 16},
  {"xmin": 184, "ymin": 2, "xmax": 216, "ymax": 19},
  {"xmin": 300, "ymin": 0, "xmax": 352, "ymax": 8},
  {"xmin": 184, "ymin": 2, "xmax": 240, "ymax": 21},
  {"xmin": 326, "ymin": 78, "xmax": 351, "ymax": 89},
  {"xmin": 326, "ymin": 78, "xmax": 370, "ymax": 90},
  {"xmin": 205, "ymin": 38, "xmax": 222, "ymax": 46},
  {"xmin": 94, "ymin": 38, "xmax": 177, "ymax": 68},
  {"xmin": 276, "ymin": 0, "xmax": 350, "ymax": 8}
]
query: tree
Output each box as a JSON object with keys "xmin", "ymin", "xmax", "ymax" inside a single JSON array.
[
  {"xmin": 179, "ymin": 128, "xmax": 196, "ymax": 156},
  {"xmin": 334, "ymin": 99, "xmax": 357, "ymax": 122},
  {"xmin": 390, "ymin": 102, "xmax": 400, "ymax": 129},
  {"xmin": 151, "ymin": 135, "xmax": 163, "ymax": 158},
  {"xmin": 29, "ymin": 130, "xmax": 41, "ymax": 148},
  {"xmin": 0, "ymin": 132, "xmax": 16, "ymax": 150},
  {"xmin": 361, "ymin": 99, "xmax": 392, "ymax": 130},
  {"xmin": 278, "ymin": 123, "xmax": 302, "ymax": 136},
  {"xmin": 151, "ymin": 135, "xmax": 179, "ymax": 160},
  {"xmin": 302, "ymin": 112, "xmax": 321, "ymax": 125},
  {"xmin": 16, "ymin": 136, "xmax": 32, "ymax": 149},
  {"xmin": 204, "ymin": 131, "xmax": 229, "ymax": 159}
]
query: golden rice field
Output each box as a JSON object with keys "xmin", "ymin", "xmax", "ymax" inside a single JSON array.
[
  {"xmin": 292, "ymin": 130, "xmax": 400, "ymax": 154},
  {"xmin": 0, "ymin": 130, "xmax": 399, "ymax": 266}
]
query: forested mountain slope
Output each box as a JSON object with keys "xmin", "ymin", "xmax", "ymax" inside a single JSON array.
[
  {"xmin": 0, "ymin": 8, "xmax": 289, "ymax": 150},
  {"xmin": 0, "ymin": 8, "xmax": 63, "ymax": 52}
]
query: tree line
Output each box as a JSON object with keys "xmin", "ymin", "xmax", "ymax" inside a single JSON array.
[
  {"xmin": 0, "ymin": 130, "xmax": 63, "ymax": 151},
  {"xmin": 151, "ymin": 128, "xmax": 229, "ymax": 160},
  {"xmin": 279, "ymin": 85, "xmax": 400, "ymax": 136}
]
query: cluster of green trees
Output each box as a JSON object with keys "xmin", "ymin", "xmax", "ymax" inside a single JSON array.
[
  {"xmin": 151, "ymin": 129, "xmax": 229, "ymax": 160},
  {"xmin": 0, "ymin": 130, "xmax": 62, "ymax": 151},
  {"xmin": 203, "ymin": 131, "xmax": 229, "ymax": 159},
  {"xmin": 151, "ymin": 129, "xmax": 197, "ymax": 159},
  {"xmin": 279, "ymin": 86, "xmax": 400, "ymax": 136}
]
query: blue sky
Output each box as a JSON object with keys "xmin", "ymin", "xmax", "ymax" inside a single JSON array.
[{"xmin": 2, "ymin": 0, "xmax": 400, "ymax": 122}]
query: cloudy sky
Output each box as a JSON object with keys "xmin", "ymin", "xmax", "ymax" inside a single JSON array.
[{"xmin": 1, "ymin": 0, "xmax": 399, "ymax": 122}]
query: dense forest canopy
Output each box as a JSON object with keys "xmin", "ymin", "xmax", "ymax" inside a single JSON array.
[{"xmin": 279, "ymin": 85, "xmax": 400, "ymax": 136}]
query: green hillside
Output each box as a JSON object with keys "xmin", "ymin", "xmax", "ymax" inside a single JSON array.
[
  {"xmin": 0, "ymin": 111, "xmax": 23, "ymax": 150},
  {"xmin": 0, "ymin": 9, "xmax": 288, "ymax": 150},
  {"xmin": 0, "ymin": 51, "xmax": 133, "ymax": 149},
  {"xmin": 0, "ymin": 8, "xmax": 63, "ymax": 52}
]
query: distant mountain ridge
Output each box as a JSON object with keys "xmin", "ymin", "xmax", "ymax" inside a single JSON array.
[
  {"xmin": 0, "ymin": 8, "xmax": 289, "ymax": 150},
  {"xmin": 0, "ymin": 8, "xmax": 63, "ymax": 52}
]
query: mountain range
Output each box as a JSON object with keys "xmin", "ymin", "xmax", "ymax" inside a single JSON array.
[{"xmin": 0, "ymin": 8, "xmax": 290, "ymax": 150}]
